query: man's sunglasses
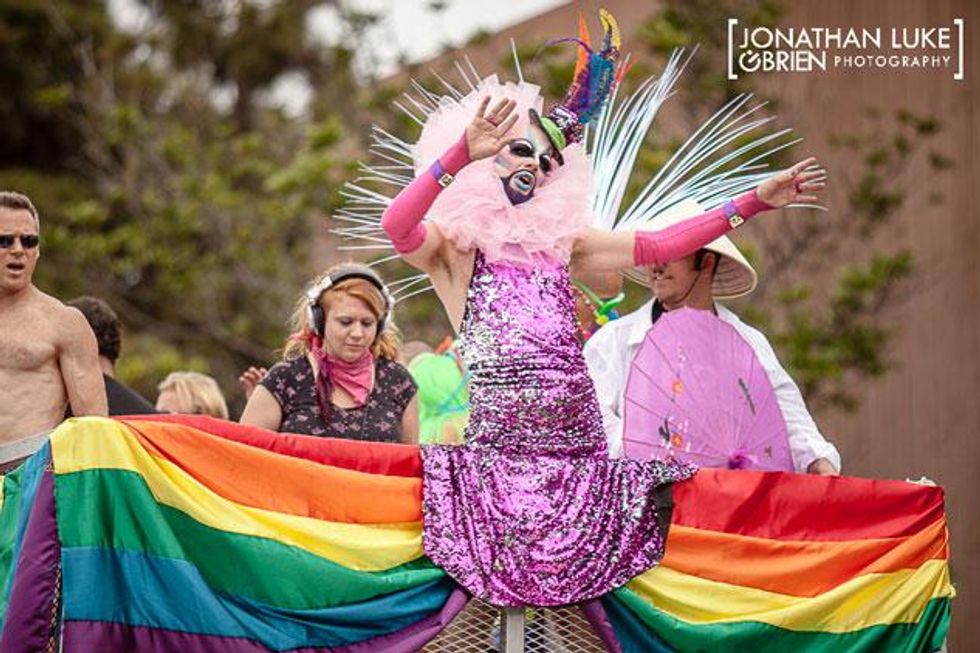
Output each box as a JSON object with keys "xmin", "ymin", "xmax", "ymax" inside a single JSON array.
[{"xmin": 0, "ymin": 234, "xmax": 40, "ymax": 249}]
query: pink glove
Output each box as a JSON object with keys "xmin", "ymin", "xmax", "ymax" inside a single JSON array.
[
  {"xmin": 633, "ymin": 190, "xmax": 772, "ymax": 266},
  {"xmin": 381, "ymin": 134, "xmax": 471, "ymax": 254}
]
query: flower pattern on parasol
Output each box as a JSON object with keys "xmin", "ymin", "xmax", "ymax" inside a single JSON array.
[{"xmin": 623, "ymin": 307, "xmax": 794, "ymax": 471}]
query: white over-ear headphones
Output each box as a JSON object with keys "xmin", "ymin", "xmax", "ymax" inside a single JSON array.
[{"xmin": 306, "ymin": 264, "xmax": 394, "ymax": 339}]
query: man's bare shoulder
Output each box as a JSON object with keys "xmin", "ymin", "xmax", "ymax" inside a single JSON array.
[
  {"xmin": 7, "ymin": 285, "xmax": 55, "ymax": 306},
  {"xmin": 57, "ymin": 304, "xmax": 95, "ymax": 339},
  {"xmin": 27, "ymin": 293, "xmax": 98, "ymax": 349},
  {"xmin": 26, "ymin": 289, "xmax": 81, "ymax": 322}
]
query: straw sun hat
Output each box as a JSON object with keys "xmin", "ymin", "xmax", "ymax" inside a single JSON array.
[{"xmin": 623, "ymin": 199, "xmax": 758, "ymax": 300}]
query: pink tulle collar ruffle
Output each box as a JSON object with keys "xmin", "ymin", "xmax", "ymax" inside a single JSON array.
[{"xmin": 412, "ymin": 76, "xmax": 593, "ymax": 266}]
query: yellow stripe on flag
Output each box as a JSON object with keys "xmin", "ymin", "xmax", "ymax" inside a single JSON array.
[
  {"xmin": 630, "ymin": 559, "xmax": 953, "ymax": 633},
  {"xmin": 51, "ymin": 417, "xmax": 422, "ymax": 572}
]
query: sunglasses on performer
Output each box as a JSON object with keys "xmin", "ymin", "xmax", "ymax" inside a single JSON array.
[{"xmin": 0, "ymin": 234, "xmax": 40, "ymax": 249}]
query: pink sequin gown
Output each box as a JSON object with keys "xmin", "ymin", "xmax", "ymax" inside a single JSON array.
[{"xmin": 422, "ymin": 250, "xmax": 695, "ymax": 607}]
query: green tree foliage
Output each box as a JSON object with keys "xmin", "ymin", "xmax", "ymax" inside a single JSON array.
[
  {"xmin": 0, "ymin": 0, "xmax": 361, "ymax": 409},
  {"xmin": 0, "ymin": 0, "xmax": 118, "ymax": 170}
]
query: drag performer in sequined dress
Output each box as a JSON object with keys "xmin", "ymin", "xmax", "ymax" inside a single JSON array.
[{"xmin": 351, "ymin": 11, "xmax": 826, "ymax": 607}]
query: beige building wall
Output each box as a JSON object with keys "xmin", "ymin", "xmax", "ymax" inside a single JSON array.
[{"xmin": 758, "ymin": 2, "xmax": 978, "ymax": 648}]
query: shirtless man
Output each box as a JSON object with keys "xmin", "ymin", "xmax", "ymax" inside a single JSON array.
[{"xmin": 0, "ymin": 191, "xmax": 106, "ymax": 468}]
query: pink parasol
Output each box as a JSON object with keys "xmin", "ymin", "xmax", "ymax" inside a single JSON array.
[{"xmin": 623, "ymin": 307, "xmax": 793, "ymax": 471}]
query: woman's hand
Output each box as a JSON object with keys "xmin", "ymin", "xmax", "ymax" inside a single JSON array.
[
  {"xmin": 757, "ymin": 157, "xmax": 828, "ymax": 208},
  {"xmin": 239, "ymin": 366, "xmax": 268, "ymax": 400},
  {"xmin": 465, "ymin": 96, "xmax": 520, "ymax": 161}
]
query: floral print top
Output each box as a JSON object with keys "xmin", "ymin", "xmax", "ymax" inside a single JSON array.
[{"xmin": 260, "ymin": 356, "xmax": 416, "ymax": 442}]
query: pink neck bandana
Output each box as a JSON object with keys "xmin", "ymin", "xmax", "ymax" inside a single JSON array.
[{"xmin": 311, "ymin": 338, "xmax": 375, "ymax": 414}]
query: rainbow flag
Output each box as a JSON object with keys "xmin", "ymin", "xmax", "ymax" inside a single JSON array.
[
  {"xmin": 601, "ymin": 469, "xmax": 954, "ymax": 652},
  {"xmin": 0, "ymin": 415, "xmax": 462, "ymax": 652},
  {"xmin": 0, "ymin": 416, "xmax": 954, "ymax": 651}
]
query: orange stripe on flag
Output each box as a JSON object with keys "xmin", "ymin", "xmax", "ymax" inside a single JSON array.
[
  {"xmin": 125, "ymin": 421, "xmax": 422, "ymax": 525},
  {"xmin": 123, "ymin": 414, "xmax": 423, "ymax": 477},
  {"xmin": 662, "ymin": 517, "xmax": 948, "ymax": 597}
]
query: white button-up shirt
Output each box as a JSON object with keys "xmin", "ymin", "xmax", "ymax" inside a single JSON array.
[{"xmin": 583, "ymin": 300, "xmax": 841, "ymax": 472}]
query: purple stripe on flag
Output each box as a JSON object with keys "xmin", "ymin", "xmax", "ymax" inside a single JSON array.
[
  {"xmin": 356, "ymin": 587, "xmax": 469, "ymax": 653},
  {"xmin": 0, "ymin": 467, "xmax": 61, "ymax": 653},
  {"xmin": 581, "ymin": 598, "xmax": 623, "ymax": 653},
  {"xmin": 63, "ymin": 587, "xmax": 469, "ymax": 652}
]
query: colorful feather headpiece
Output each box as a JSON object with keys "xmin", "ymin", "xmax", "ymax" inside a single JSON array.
[{"xmin": 532, "ymin": 8, "xmax": 624, "ymax": 165}]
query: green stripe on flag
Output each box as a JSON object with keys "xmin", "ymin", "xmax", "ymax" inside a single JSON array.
[
  {"xmin": 610, "ymin": 587, "xmax": 950, "ymax": 653},
  {"xmin": 0, "ymin": 468, "xmax": 24, "ymax": 623},
  {"xmin": 56, "ymin": 469, "xmax": 443, "ymax": 611}
]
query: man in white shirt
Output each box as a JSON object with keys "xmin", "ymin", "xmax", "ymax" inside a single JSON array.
[{"xmin": 583, "ymin": 201, "xmax": 840, "ymax": 474}]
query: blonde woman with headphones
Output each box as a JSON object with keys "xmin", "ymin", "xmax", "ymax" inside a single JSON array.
[{"xmin": 240, "ymin": 263, "xmax": 418, "ymax": 444}]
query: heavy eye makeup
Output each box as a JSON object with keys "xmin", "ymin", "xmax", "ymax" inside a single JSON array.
[
  {"xmin": 508, "ymin": 140, "xmax": 534, "ymax": 158},
  {"xmin": 507, "ymin": 139, "xmax": 554, "ymax": 175},
  {"xmin": 539, "ymin": 154, "xmax": 553, "ymax": 174}
]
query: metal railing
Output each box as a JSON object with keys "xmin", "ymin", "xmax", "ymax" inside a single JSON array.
[{"xmin": 422, "ymin": 600, "xmax": 608, "ymax": 653}]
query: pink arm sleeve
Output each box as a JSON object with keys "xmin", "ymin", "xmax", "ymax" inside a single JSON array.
[
  {"xmin": 381, "ymin": 134, "xmax": 471, "ymax": 254},
  {"xmin": 633, "ymin": 190, "xmax": 773, "ymax": 266}
]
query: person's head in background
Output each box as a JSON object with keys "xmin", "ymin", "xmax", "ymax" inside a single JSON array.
[
  {"xmin": 0, "ymin": 191, "xmax": 41, "ymax": 296},
  {"xmin": 624, "ymin": 199, "xmax": 758, "ymax": 310},
  {"xmin": 66, "ymin": 296, "xmax": 121, "ymax": 377},
  {"xmin": 400, "ymin": 340, "xmax": 433, "ymax": 367},
  {"xmin": 646, "ymin": 248, "xmax": 721, "ymax": 311},
  {"xmin": 156, "ymin": 371, "xmax": 229, "ymax": 420},
  {"xmin": 284, "ymin": 263, "xmax": 401, "ymax": 363}
]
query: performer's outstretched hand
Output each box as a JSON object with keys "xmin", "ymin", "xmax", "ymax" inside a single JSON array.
[
  {"xmin": 756, "ymin": 157, "xmax": 828, "ymax": 207},
  {"xmin": 465, "ymin": 97, "xmax": 520, "ymax": 160}
]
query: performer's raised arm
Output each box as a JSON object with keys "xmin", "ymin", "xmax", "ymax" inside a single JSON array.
[
  {"xmin": 572, "ymin": 157, "xmax": 827, "ymax": 272},
  {"xmin": 381, "ymin": 97, "xmax": 519, "ymax": 272}
]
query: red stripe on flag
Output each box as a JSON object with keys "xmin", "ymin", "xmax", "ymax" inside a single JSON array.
[
  {"xmin": 121, "ymin": 415, "xmax": 423, "ymax": 478},
  {"xmin": 672, "ymin": 469, "xmax": 945, "ymax": 541}
]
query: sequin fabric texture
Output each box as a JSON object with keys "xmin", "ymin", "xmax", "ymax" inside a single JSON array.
[{"xmin": 422, "ymin": 251, "xmax": 695, "ymax": 607}]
